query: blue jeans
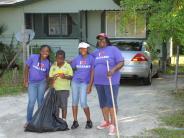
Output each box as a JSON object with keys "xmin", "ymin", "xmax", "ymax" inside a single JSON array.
[
  {"xmin": 95, "ymin": 85, "xmax": 119, "ymax": 108},
  {"xmin": 71, "ymin": 81, "xmax": 88, "ymax": 108},
  {"xmin": 27, "ymin": 80, "xmax": 47, "ymax": 122}
]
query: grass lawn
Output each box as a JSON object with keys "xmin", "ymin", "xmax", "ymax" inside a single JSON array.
[
  {"xmin": 152, "ymin": 128, "xmax": 184, "ymax": 138},
  {"xmin": 151, "ymin": 92, "xmax": 184, "ymax": 138},
  {"xmin": 165, "ymin": 64, "xmax": 184, "ymax": 75},
  {"xmin": 0, "ymin": 85, "xmax": 24, "ymax": 96},
  {"xmin": 0, "ymin": 69, "xmax": 25, "ymax": 96}
]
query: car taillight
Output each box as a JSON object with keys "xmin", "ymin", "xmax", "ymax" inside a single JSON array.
[{"xmin": 131, "ymin": 53, "xmax": 148, "ymax": 61}]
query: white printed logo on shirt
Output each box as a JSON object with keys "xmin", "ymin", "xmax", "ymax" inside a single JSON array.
[
  {"xmin": 96, "ymin": 51, "xmax": 109, "ymax": 60},
  {"xmin": 76, "ymin": 60, "xmax": 91, "ymax": 68},
  {"xmin": 33, "ymin": 62, "xmax": 46, "ymax": 71}
]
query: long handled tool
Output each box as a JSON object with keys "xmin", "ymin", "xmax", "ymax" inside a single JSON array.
[{"xmin": 106, "ymin": 60, "xmax": 120, "ymax": 138}]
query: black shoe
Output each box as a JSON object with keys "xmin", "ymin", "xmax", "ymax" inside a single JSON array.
[
  {"xmin": 85, "ymin": 120, "xmax": 93, "ymax": 129},
  {"xmin": 71, "ymin": 121, "xmax": 79, "ymax": 129}
]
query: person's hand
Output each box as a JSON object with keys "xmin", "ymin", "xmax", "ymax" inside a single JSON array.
[
  {"xmin": 107, "ymin": 70, "xmax": 115, "ymax": 77},
  {"xmin": 23, "ymin": 79, "xmax": 28, "ymax": 88},
  {"xmin": 53, "ymin": 74, "xmax": 59, "ymax": 80},
  {"xmin": 59, "ymin": 73, "xmax": 65, "ymax": 79},
  {"xmin": 87, "ymin": 85, "xmax": 92, "ymax": 94}
]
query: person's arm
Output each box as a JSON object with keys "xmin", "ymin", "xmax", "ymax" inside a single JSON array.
[
  {"xmin": 107, "ymin": 61, "xmax": 124, "ymax": 77},
  {"xmin": 107, "ymin": 47, "xmax": 124, "ymax": 77},
  {"xmin": 49, "ymin": 66, "xmax": 59, "ymax": 87},
  {"xmin": 23, "ymin": 65, "xmax": 29, "ymax": 87},
  {"xmin": 87, "ymin": 69, "xmax": 94, "ymax": 94},
  {"xmin": 60, "ymin": 64, "xmax": 73, "ymax": 80}
]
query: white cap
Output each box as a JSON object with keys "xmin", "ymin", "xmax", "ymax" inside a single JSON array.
[{"xmin": 78, "ymin": 42, "xmax": 90, "ymax": 49}]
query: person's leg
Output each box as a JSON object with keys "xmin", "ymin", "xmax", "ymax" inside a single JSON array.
[
  {"xmin": 60, "ymin": 91, "xmax": 69, "ymax": 120},
  {"xmin": 96, "ymin": 85, "xmax": 110, "ymax": 129},
  {"xmin": 95, "ymin": 85, "xmax": 109, "ymax": 122},
  {"xmin": 37, "ymin": 80, "xmax": 47, "ymax": 107},
  {"xmin": 62, "ymin": 108, "xmax": 67, "ymax": 119},
  {"xmin": 71, "ymin": 81, "xmax": 80, "ymax": 121},
  {"xmin": 80, "ymin": 83, "xmax": 93, "ymax": 129},
  {"xmin": 106, "ymin": 85, "xmax": 119, "ymax": 125},
  {"xmin": 80, "ymin": 83, "xmax": 90, "ymax": 121},
  {"xmin": 27, "ymin": 83, "xmax": 38, "ymax": 123},
  {"xmin": 105, "ymin": 85, "xmax": 119, "ymax": 135}
]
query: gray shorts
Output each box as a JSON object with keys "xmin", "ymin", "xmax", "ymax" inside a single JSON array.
[{"xmin": 56, "ymin": 90, "xmax": 69, "ymax": 109}]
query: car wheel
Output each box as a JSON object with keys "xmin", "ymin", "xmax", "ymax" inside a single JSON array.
[{"xmin": 143, "ymin": 69, "xmax": 152, "ymax": 85}]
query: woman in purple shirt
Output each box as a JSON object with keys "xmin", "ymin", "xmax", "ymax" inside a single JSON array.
[
  {"xmin": 92, "ymin": 33, "xmax": 124, "ymax": 136},
  {"xmin": 70, "ymin": 42, "xmax": 94, "ymax": 129},
  {"xmin": 23, "ymin": 45, "xmax": 51, "ymax": 128}
]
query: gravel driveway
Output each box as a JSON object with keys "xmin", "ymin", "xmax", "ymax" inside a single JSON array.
[{"xmin": 0, "ymin": 75, "xmax": 183, "ymax": 138}]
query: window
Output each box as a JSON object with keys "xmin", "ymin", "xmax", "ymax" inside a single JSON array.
[
  {"xmin": 112, "ymin": 41, "xmax": 142, "ymax": 51},
  {"xmin": 25, "ymin": 13, "xmax": 80, "ymax": 38},
  {"xmin": 106, "ymin": 11, "xmax": 146, "ymax": 38},
  {"xmin": 48, "ymin": 15, "xmax": 68, "ymax": 36}
]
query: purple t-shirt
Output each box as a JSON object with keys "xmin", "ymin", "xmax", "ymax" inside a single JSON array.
[
  {"xmin": 92, "ymin": 46, "xmax": 124, "ymax": 85},
  {"xmin": 26, "ymin": 54, "xmax": 50, "ymax": 83},
  {"xmin": 71, "ymin": 54, "xmax": 94, "ymax": 84}
]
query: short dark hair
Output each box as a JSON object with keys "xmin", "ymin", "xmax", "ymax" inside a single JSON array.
[{"xmin": 56, "ymin": 50, "xmax": 65, "ymax": 59}]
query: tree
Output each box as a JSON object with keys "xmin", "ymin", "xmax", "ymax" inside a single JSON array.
[{"xmin": 117, "ymin": 0, "xmax": 184, "ymax": 47}]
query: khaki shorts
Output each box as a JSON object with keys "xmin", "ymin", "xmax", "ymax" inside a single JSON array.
[{"xmin": 56, "ymin": 90, "xmax": 69, "ymax": 109}]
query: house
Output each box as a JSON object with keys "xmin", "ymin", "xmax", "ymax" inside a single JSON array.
[{"xmin": 0, "ymin": 0, "xmax": 147, "ymax": 59}]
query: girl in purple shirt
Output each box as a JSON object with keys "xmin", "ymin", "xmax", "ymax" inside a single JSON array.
[
  {"xmin": 70, "ymin": 42, "xmax": 94, "ymax": 129},
  {"xmin": 23, "ymin": 45, "xmax": 51, "ymax": 128}
]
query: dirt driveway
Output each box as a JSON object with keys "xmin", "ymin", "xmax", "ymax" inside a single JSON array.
[{"xmin": 0, "ymin": 75, "xmax": 183, "ymax": 138}]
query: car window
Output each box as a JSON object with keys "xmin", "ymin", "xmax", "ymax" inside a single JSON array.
[{"xmin": 112, "ymin": 42, "xmax": 142, "ymax": 51}]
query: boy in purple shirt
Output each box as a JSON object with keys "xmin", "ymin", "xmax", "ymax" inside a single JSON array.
[
  {"xmin": 23, "ymin": 45, "xmax": 51, "ymax": 128},
  {"xmin": 70, "ymin": 42, "xmax": 94, "ymax": 129}
]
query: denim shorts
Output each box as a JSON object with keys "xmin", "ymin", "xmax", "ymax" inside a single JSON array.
[
  {"xmin": 71, "ymin": 81, "xmax": 88, "ymax": 108},
  {"xmin": 95, "ymin": 84, "xmax": 119, "ymax": 108}
]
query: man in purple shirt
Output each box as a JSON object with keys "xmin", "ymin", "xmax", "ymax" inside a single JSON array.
[{"xmin": 92, "ymin": 33, "xmax": 124, "ymax": 136}]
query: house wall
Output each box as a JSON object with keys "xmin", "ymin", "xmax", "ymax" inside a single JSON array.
[
  {"xmin": 0, "ymin": 7, "xmax": 24, "ymax": 44},
  {"xmin": 0, "ymin": 7, "xmax": 79, "ymax": 58},
  {"xmin": 31, "ymin": 39, "xmax": 79, "ymax": 59},
  {"xmin": 0, "ymin": 0, "xmax": 119, "ymax": 58},
  {"xmin": 87, "ymin": 11, "xmax": 102, "ymax": 47}
]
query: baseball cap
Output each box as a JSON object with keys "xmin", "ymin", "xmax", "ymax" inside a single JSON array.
[
  {"xmin": 78, "ymin": 42, "xmax": 90, "ymax": 49},
  {"xmin": 96, "ymin": 33, "xmax": 109, "ymax": 39}
]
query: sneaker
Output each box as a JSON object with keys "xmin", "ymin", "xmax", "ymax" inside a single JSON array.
[
  {"xmin": 71, "ymin": 120, "xmax": 79, "ymax": 129},
  {"xmin": 85, "ymin": 120, "xmax": 93, "ymax": 129},
  {"xmin": 108, "ymin": 124, "xmax": 116, "ymax": 136},
  {"xmin": 97, "ymin": 121, "xmax": 110, "ymax": 129}
]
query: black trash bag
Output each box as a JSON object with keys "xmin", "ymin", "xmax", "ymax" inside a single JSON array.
[{"xmin": 25, "ymin": 88, "xmax": 69, "ymax": 133}]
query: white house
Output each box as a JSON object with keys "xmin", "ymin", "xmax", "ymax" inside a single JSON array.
[{"xmin": 0, "ymin": 0, "xmax": 146, "ymax": 59}]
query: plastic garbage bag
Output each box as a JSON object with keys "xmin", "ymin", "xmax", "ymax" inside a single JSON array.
[{"xmin": 25, "ymin": 88, "xmax": 69, "ymax": 133}]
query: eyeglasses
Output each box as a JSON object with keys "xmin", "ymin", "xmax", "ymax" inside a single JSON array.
[{"xmin": 97, "ymin": 38, "xmax": 106, "ymax": 42}]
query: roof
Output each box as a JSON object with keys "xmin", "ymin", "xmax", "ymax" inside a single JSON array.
[
  {"xmin": 0, "ymin": 0, "xmax": 120, "ymax": 10},
  {"xmin": 0, "ymin": 0, "xmax": 39, "ymax": 7},
  {"xmin": 0, "ymin": 0, "xmax": 25, "ymax": 5}
]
